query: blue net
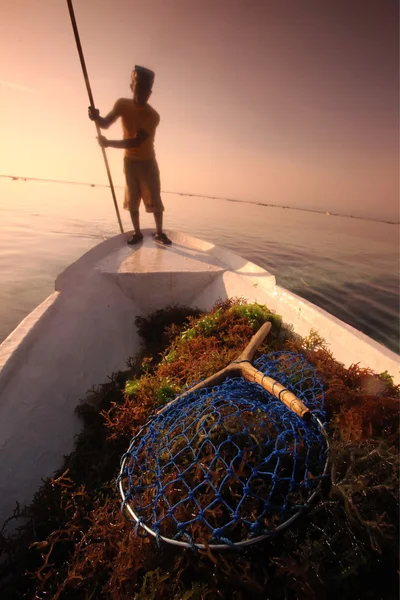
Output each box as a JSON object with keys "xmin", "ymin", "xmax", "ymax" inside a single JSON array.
[
  {"xmin": 254, "ymin": 351, "xmax": 326, "ymax": 421},
  {"xmin": 118, "ymin": 352, "xmax": 328, "ymax": 548}
]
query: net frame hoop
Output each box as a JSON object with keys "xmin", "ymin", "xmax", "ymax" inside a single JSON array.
[{"xmin": 117, "ymin": 408, "xmax": 329, "ymax": 550}]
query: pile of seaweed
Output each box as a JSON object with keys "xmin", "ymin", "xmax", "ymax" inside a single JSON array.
[{"xmin": 0, "ymin": 299, "xmax": 398, "ymax": 600}]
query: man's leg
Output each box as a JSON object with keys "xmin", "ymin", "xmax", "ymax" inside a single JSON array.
[
  {"xmin": 153, "ymin": 211, "xmax": 163, "ymax": 236},
  {"xmin": 124, "ymin": 159, "xmax": 143, "ymax": 245},
  {"xmin": 141, "ymin": 160, "xmax": 172, "ymax": 245},
  {"xmin": 127, "ymin": 210, "xmax": 143, "ymax": 244},
  {"xmin": 130, "ymin": 210, "xmax": 141, "ymax": 234},
  {"xmin": 153, "ymin": 211, "xmax": 172, "ymax": 244},
  {"xmin": 150, "ymin": 165, "xmax": 172, "ymax": 244}
]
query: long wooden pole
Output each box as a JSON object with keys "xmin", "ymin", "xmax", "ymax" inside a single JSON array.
[{"xmin": 66, "ymin": 0, "xmax": 124, "ymax": 233}]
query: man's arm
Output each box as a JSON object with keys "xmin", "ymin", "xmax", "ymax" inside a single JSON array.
[
  {"xmin": 88, "ymin": 107, "xmax": 119, "ymax": 130},
  {"xmin": 97, "ymin": 129, "xmax": 149, "ymax": 148}
]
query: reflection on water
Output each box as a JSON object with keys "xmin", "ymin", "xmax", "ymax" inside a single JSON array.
[{"xmin": 0, "ymin": 180, "xmax": 398, "ymax": 354}]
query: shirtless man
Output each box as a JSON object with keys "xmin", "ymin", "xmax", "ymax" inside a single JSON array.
[{"xmin": 88, "ymin": 65, "xmax": 171, "ymax": 245}]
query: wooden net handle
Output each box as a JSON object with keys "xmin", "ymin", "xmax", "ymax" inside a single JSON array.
[
  {"xmin": 157, "ymin": 320, "xmax": 310, "ymax": 420},
  {"xmin": 239, "ymin": 363, "xmax": 311, "ymax": 420}
]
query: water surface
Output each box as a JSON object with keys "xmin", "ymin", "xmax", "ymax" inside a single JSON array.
[{"xmin": 0, "ymin": 179, "xmax": 398, "ymax": 354}]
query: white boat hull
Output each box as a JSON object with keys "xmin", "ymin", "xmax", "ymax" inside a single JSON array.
[{"xmin": 0, "ymin": 230, "xmax": 398, "ymax": 523}]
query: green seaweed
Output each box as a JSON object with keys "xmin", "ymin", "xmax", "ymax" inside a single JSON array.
[{"xmin": 228, "ymin": 302, "xmax": 282, "ymax": 331}]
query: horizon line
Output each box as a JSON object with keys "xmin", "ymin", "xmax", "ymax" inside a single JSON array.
[{"xmin": 0, "ymin": 173, "xmax": 398, "ymax": 226}]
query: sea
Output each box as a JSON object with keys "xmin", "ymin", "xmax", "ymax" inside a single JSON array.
[{"xmin": 0, "ymin": 178, "xmax": 399, "ymax": 354}]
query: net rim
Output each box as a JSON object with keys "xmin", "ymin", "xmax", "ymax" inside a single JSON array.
[{"xmin": 117, "ymin": 412, "xmax": 329, "ymax": 550}]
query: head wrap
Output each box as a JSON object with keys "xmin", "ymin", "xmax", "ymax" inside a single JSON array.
[{"xmin": 132, "ymin": 65, "xmax": 155, "ymax": 86}]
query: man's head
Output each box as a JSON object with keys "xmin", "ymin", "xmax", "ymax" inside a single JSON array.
[{"xmin": 130, "ymin": 66, "xmax": 155, "ymax": 106}]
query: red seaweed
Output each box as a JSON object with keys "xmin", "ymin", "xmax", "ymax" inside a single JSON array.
[{"xmin": 0, "ymin": 299, "xmax": 398, "ymax": 599}]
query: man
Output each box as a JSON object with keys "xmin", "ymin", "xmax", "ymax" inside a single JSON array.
[{"xmin": 88, "ymin": 65, "xmax": 171, "ymax": 245}]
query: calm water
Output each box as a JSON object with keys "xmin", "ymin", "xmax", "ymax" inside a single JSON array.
[{"xmin": 0, "ymin": 179, "xmax": 399, "ymax": 354}]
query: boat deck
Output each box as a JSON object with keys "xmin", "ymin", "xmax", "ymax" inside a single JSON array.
[
  {"xmin": 97, "ymin": 233, "xmax": 226, "ymax": 274},
  {"xmin": 55, "ymin": 230, "xmax": 276, "ymax": 313}
]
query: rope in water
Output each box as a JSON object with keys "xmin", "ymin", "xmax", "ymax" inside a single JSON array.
[{"xmin": 2, "ymin": 173, "xmax": 397, "ymax": 225}]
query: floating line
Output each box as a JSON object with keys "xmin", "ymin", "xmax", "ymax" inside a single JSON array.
[{"xmin": 0, "ymin": 173, "xmax": 398, "ymax": 225}]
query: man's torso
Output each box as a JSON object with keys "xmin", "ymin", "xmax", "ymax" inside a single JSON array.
[{"xmin": 114, "ymin": 98, "xmax": 160, "ymax": 161}]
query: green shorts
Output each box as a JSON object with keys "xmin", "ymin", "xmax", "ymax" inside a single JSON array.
[{"xmin": 123, "ymin": 157, "xmax": 164, "ymax": 214}]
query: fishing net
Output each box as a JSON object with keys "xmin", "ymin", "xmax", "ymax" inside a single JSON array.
[{"xmin": 118, "ymin": 352, "xmax": 328, "ymax": 549}]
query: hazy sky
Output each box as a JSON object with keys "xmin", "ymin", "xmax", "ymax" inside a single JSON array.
[{"xmin": 1, "ymin": 0, "xmax": 399, "ymax": 220}]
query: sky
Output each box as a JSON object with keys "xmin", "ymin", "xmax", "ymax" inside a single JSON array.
[{"xmin": 0, "ymin": 0, "xmax": 399, "ymax": 221}]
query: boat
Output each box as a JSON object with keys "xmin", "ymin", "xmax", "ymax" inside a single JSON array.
[{"xmin": 0, "ymin": 229, "xmax": 398, "ymax": 524}]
